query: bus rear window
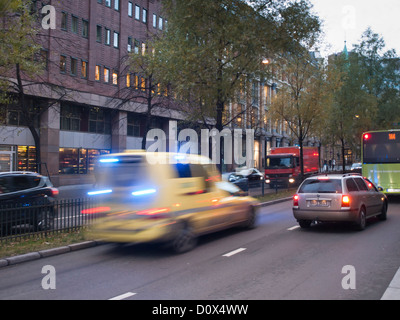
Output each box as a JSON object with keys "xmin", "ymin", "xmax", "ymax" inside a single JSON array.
[{"xmin": 363, "ymin": 132, "xmax": 400, "ymax": 163}]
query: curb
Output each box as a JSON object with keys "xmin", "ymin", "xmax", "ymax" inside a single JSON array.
[
  {"xmin": 0, "ymin": 198, "xmax": 293, "ymax": 268},
  {"xmin": 0, "ymin": 240, "xmax": 103, "ymax": 268}
]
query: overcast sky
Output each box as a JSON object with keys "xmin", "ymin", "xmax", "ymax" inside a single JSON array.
[{"xmin": 308, "ymin": 0, "xmax": 400, "ymax": 56}]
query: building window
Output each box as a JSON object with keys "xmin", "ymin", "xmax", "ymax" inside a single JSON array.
[
  {"xmin": 158, "ymin": 16, "xmax": 163, "ymax": 30},
  {"xmin": 96, "ymin": 25, "xmax": 102, "ymax": 42},
  {"xmin": 82, "ymin": 19, "xmax": 89, "ymax": 38},
  {"xmin": 135, "ymin": 5, "xmax": 140, "ymax": 20},
  {"xmin": 134, "ymin": 74, "xmax": 139, "ymax": 89},
  {"xmin": 60, "ymin": 104, "xmax": 82, "ymax": 131},
  {"xmin": 142, "ymin": 8, "xmax": 147, "ymax": 23},
  {"xmin": 127, "ymin": 37, "xmax": 132, "ymax": 52},
  {"xmin": 61, "ymin": 12, "xmax": 68, "ymax": 30},
  {"xmin": 59, "ymin": 148, "xmax": 110, "ymax": 175},
  {"xmin": 17, "ymin": 146, "xmax": 37, "ymax": 172},
  {"xmin": 60, "ymin": 55, "xmax": 67, "ymax": 73},
  {"xmin": 104, "ymin": 67, "xmax": 110, "ymax": 83},
  {"xmin": 89, "ymin": 108, "xmax": 111, "ymax": 134},
  {"xmin": 105, "ymin": 0, "xmax": 111, "ymax": 7},
  {"xmin": 127, "ymin": 114, "xmax": 143, "ymax": 137},
  {"xmin": 95, "ymin": 65, "xmax": 101, "ymax": 81},
  {"xmin": 71, "ymin": 15, "xmax": 78, "ymax": 34},
  {"xmin": 112, "ymin": 71, "xmax": 118, "ymax": 85},
  {"xmin": 152, "ymin": 13, "xmax": 157, "ymax": 28},
  {"xmin": 113, "ymin": 31, "xmax": 119, "ymax": 48},
  {"xmin": 70, "ymin": 57, "xmax": 77, "ymax": 76},
  {"xmin": 128, "ymin": 2, "xmax": 133, "ymax": 17},
  {"xmin": 81, "ymin": 60, "xmax": 88, "ymax": 79},
  {"xmin": 134, "ymin": 39, "xmax": 140, "ymax": 54},
  {"xmin": 114, "ymin": 0, "xmax": 119, "ymax": 11},
  {"xmin": 105, "ymin": 28, "xmax": 111, "ymax": 45},
  {"xmin": 126, "ymin": 73, "xmax": 131, "ymax": 87}
]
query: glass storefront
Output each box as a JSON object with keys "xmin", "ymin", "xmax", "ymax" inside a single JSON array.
[{"xmin": 59, "ymin": 148, "xmax": 110, "ymax": 174}]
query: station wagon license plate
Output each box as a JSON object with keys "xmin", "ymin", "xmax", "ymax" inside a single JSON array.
[{"xmin": 308, "ymin": 200, "xmax": 330, "ymax": 207}]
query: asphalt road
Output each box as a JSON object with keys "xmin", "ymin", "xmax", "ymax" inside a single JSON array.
[{"xmin": 1, "ymin": 197, "xmax": 400, "ymax": 300}]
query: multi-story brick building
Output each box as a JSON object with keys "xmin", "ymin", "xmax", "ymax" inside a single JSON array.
[
  {"xmin": 0, "ymin": 0, "xmax": 182, "ymax": 186},
  {"xmin": 0, "ymin": 0, "xmax": 320, "ymax": 186}
]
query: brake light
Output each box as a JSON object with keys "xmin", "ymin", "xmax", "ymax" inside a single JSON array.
[
  {"xmin": 136, "ymin": 207, "xmax": 170, "ymax": 219},
  {"xmin": 50, "ymin": 188, "xmax": 59, "ymax": 196},
  {"xmin": 293, "ymin": 194, "xmax": 299, "ymax": 207},
  {"xmin": 81, "ymin": 206, "xmax": 111, "ymax": 215},
  {"xmin": 363, "ymin": 133, "xmax": 370, "ymax": 141},
  {"xmin": 341, "ymin": 195, "xmax": 350, "ymax": 207}
]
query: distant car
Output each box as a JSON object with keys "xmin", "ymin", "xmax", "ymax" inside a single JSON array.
[
  {"xmin": 87, "ymin": 151, "xmax": 260, "ymax": 253},
  {"xmin": 292, "ymin": 173, "xmax": 388, "ymax": 230},
  {"xmin": 0, "ymin": 172, "xmax": 59, "ymax": 233},
  {"xmin": 350, "ymin": 163, "xmax": 362, "ymax": 172},
  {"xmin": 225, "ymin": 173, "xmax": 249, "ymax": 191},
  {"xmin": 237, "ymin": 168, "xmax": 263, "ymax": 184}
]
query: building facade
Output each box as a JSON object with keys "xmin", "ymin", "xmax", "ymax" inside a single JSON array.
[
  {"xmin": 0, "ymin": 0, "xmax": 181, "ymax": 186},
  {"xmin": 0, "ymin": 0, "xmax": 321, "ymax": 186}
]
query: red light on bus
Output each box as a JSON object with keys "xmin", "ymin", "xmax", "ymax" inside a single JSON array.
[{"xmin": 363, "ymin": 133, "xmax": 370, "ymax": 141}]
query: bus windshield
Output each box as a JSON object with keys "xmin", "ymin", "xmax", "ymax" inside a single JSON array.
[{"xmin": 363, "ymin": 132, "xmax": 400, "ymax": 164}]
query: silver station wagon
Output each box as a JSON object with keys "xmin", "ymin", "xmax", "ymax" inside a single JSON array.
[{"xmin": 293, "ymin": 173, "xmax": 388, "ymax": 230}]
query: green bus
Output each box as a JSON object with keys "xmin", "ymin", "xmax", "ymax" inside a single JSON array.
[{"xmin": 362, "ymin": 130, "xmax": 400, "ymax": 195}]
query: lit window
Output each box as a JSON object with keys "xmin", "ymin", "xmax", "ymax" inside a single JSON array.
[
  {"xmin": 112, "ymin": 71, "xmax": 118, "ymax": 85},
  {"xmin": 95, "ymin": 65, "xmax": 101, "ymax": 81},
  {"xmin": 104, "ymin": 68, "xmax": 110, "ymax": 83},
  {"xmin": 81, "ymin": 60, "xmax": 88, "ymax": 79}
]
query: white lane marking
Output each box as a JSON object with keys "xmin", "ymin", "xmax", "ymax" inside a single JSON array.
[
  {"xmin": 223, "ymin": 248, "xmax": 246, "ymax": 257},
  {"xmin": 108, "ymin": 292, "xmax": 137, "ymax": 300},
  {"xmin": 381, "ymin": 267, "xmax": 400, "ymax": 300},
  {"xmin": 287, "ymin": 225, "xmax": 300, "ymax": 231}
]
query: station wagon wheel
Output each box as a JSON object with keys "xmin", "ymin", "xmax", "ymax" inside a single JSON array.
[
  {"xmin": 171, "ymin": 223, "xmax": 197, "ymax": 254},
  {"xmin": 378, "ymin": 202, "xmax": 387, "ymax": 221},
  {"xmin": 356, "ymin": 207, "xmax": 366, "ymax": 231}
]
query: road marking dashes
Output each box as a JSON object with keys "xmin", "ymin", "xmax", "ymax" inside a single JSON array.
[{"xmin": 223, "ymin": 248, "xmax": 247, "ymax": 257}]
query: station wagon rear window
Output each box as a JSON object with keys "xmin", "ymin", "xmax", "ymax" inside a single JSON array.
[{"xmin": 299, "ymin": 179, "xmax": 342, "ymax": 194}]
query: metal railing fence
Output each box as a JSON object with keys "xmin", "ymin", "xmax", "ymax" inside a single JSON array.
[{"xmin": 0, "ymin": 198, "xmax": 99, "ymax": 243}]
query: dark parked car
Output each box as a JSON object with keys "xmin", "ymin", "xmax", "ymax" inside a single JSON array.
[
  {"xmin": 0, "ymin": 172, "xmax": 59, "ymax": 234},
  {"xmin": 226, "ymin": 173, "xmax": 249, "ymax": 191}
]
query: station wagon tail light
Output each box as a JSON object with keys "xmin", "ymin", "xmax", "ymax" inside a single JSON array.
[
  {"xmin": 341, "ymin": 195, "xmax": 350, "ymax": 207},
  {"xmin": 293, "ymin": 194, "xmax": 299, "ymax": 207}
]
